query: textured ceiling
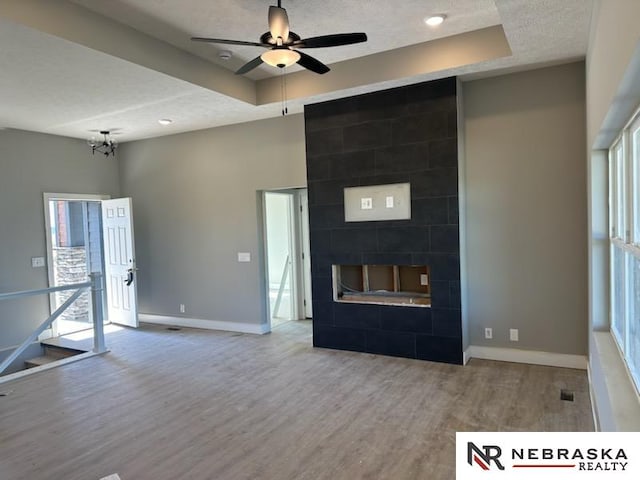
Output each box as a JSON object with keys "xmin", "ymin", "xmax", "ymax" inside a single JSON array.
[
  {"xmin": 0, "ymin": 18, "xmax": 278, "ymax": 141},
  {"xmin": 70, "ymin": 0, "xmax": 503, "ymax": 80},
  {"xmin": 0, "ymin": 0, "xmax": 593, "ymax": 142}
]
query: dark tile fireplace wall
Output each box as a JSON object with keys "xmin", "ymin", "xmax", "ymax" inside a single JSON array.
[{"xmin": 304, "ymin": 77, "xmax": 462, "ymax": 364}]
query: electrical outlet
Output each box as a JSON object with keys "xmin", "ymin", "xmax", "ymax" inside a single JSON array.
[
  {"xmin": 179, "ymin": 304, "xmax": 186, "ymax": 314},
  {"xmin": 360, "ymin": 197, "xmax": 373, "ymax": 210},
  {"xmin": 510, "ymin": 328, "xmax": 519, "ymax": 341},
  {"xmin": 31, "ymin": 257, "xmax": 45, "ymax": 268},
  {"xmin": 484, "ymin": 328, "xmax": 493, "ymax": 339}
]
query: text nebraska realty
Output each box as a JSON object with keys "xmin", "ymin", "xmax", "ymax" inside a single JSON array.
[{"xmin": 513, "ymin": 447, "xmax": 628, "ymax": 471}]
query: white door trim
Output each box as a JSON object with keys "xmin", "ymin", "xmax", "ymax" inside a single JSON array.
[
  {"xmin": 298, "ymin": 189, "xmax": 313, "ymax": 319},
  {"xmin": 259, "ymin": 187, "xmax": 311, "ymax": 331}
]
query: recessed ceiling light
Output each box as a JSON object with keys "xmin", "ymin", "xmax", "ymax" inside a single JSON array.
[
  {"xmin": 158, "ymin": 119, "xmax": 173, "ymax": 126},
  {"xmin": 424, "ymin": 15, "xmax": 446, "ymax": 27}
]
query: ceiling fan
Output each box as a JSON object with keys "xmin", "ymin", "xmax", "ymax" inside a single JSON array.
[{"xmin": 191, "ymin": 1, "xmax": 367, "ymax": 75}]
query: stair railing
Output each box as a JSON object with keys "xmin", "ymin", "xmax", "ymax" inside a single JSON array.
[{"xmin": 0, "ymin": 273, "xmax": 106, "ymax": 375}]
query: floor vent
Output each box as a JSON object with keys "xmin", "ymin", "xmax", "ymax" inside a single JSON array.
[{"xmin": 560, "ymin": 389, "xmax": 574, "ymax": 402}]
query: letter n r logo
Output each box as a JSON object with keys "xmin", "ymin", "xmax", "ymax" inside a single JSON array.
[{"xmin": 467, "ymin": 442, "xmax": 505, "ymax": 470}]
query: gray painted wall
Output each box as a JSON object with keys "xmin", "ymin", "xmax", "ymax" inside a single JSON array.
[
  {"xmin": 0, "ymin": 128, "xmax": 120, "ymax": 349},
  {"xmin": 117, "ymin": 65, "xmax": 589, "ymax": 353},
  {"xmin": 0, "ymin": 64, "xmax": 590, "ymax": 360},
  {"xmin": 463, "ymin": 62, "xmax": 588, "ymax": 355},
  {"xmin": 117, "ymin": 114, "xmax": 306, "ymax": 328}
]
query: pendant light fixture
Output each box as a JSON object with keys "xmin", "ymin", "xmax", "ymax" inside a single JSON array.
[{"xmin": 87, "ymin": 131, "xmax": 117, "ymax": 157}]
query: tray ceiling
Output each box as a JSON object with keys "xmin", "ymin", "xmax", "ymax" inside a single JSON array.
[{"xmin": 0, "ymin": 0, "xmax": 593, "ymax": 142}]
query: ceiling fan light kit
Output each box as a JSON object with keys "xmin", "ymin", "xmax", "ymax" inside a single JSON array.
[
  {"xmin": 261, "ymin": 47, "xmax": 300, "ymax": 68},
  {"xmin": 191, "ymin": 0, "xmax": 367, "ymax": 75}
]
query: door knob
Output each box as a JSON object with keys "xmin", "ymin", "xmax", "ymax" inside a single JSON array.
[{"xmin": 125, "ymin": 268, "xmax": 134, "ymax": 286}]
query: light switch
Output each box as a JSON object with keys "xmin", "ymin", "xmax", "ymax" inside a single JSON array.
[
  {"xmin": 31, "ymin": 257, "xmax": 45, "ymax": 268},
  {"xmin": 420, "ymin": 274, "xmax": 429, "ymax": 286},
  {"xmin": 237, "ymin": 252, "xmax": 251, "ymax": 262},
  {"xmin": 360, "ymin": 197, "xmax": 373, "ymax": 210},
  {"xmin": 385, "ymin": 196, "xmax": 394, "ymax": 208}
]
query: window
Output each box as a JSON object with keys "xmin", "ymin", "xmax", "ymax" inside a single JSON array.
[{"xmin": 609, "ymin": 112, "xmax": 640, "ymax": 393}]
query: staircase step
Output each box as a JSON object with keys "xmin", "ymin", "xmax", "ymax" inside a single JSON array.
[
  {"xmin": 24, "ymin": 345, "xmax": 84, "ymax": 369},
  {"xmin": 24, "ymin": 356, "xmax": 58, "ymax": 369},
  {"xmin": 42, "ymin": 344, "xmax": 84, "ymax": 359}
]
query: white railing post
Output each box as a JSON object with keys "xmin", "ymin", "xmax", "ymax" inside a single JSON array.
[{"xmin": 90, "ymin": 273, "xmax": 107, "ymax": 353}]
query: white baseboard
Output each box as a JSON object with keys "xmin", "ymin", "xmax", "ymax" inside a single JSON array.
[
  {"xmin": 462, "ymin": 348, "xmax": 471, "ymax": 365},
  {"xmin": 465, "ymin": 345, "xmax": 587, "ymax": 370},
  {"xmin": 139, "ymin": 314, "xmax": 269, "ymax": 335}
]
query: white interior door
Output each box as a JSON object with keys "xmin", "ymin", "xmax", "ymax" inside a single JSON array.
[{"xmin": 102, "ymin": 198, "xmax": 138, "ymax": 328}]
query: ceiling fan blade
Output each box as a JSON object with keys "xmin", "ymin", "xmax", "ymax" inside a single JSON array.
[
  {"xmin": 191, "ymin": 37, "xmax": 267, "ymax": 47},
  {"xmin": 235, "ymin": 56, "xmax": 264, "ymax": 75},
  {"xmin": 294, "ymin": 32, "xmax": 368, "ymax": 48},
  {"xmin": 296, "ymin": 51, "xmax": 330, "ymax": 74},
  {"xmin": 268, "ymin": 6, "xmax": 290, "ymax": 43}
]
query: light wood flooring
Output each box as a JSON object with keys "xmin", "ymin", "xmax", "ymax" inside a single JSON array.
[{"xmin": 0, "ymin": 321, "xmax": 593, "ymax": 480}]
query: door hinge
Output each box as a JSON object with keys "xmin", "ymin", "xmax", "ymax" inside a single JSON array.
[
  {"xmin": 303, "ymin": 299, "xmax": 306, "ymax": 306},
  {"xmin": 301, "ymin": 252, "xmax": 305, "ymax": 260}
]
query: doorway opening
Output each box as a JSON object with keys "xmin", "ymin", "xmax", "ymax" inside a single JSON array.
[
  {"xmin": 262, "ymin": 188, "xmax": 312, "ymax": 330},
  {"xmin": 44, "ymin": 193, "xmax": 109, "ymax": 336},
  {"xmin": 44, "ymin": 193, "xmax": 139, "ymax": 339}
]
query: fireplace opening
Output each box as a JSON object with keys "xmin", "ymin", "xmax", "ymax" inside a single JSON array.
[{"xmin": 332, "ymin": 264, "xmax": 431, "ymax": 307}]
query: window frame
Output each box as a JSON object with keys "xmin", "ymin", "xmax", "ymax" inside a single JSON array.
[{"xmin": 608, "ymin": 108, "xmax": 640, "ymax": 396}]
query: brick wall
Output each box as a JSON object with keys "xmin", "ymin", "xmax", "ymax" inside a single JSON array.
[{"xmin": 53, "ymin": 247, "xmax": 89, "ymax": 321}]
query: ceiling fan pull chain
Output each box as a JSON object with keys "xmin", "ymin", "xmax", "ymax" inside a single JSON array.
[
  {"xmin": 280, "ymin": 68, "xmax": 289, "ymax": 116},
  {"xmin": 280, "ymin": 69, "xmax": 285, "ymax": 116},
  {"xmin": 283, "ymin": 69, "xmax": 288, "ymax": 115}
]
